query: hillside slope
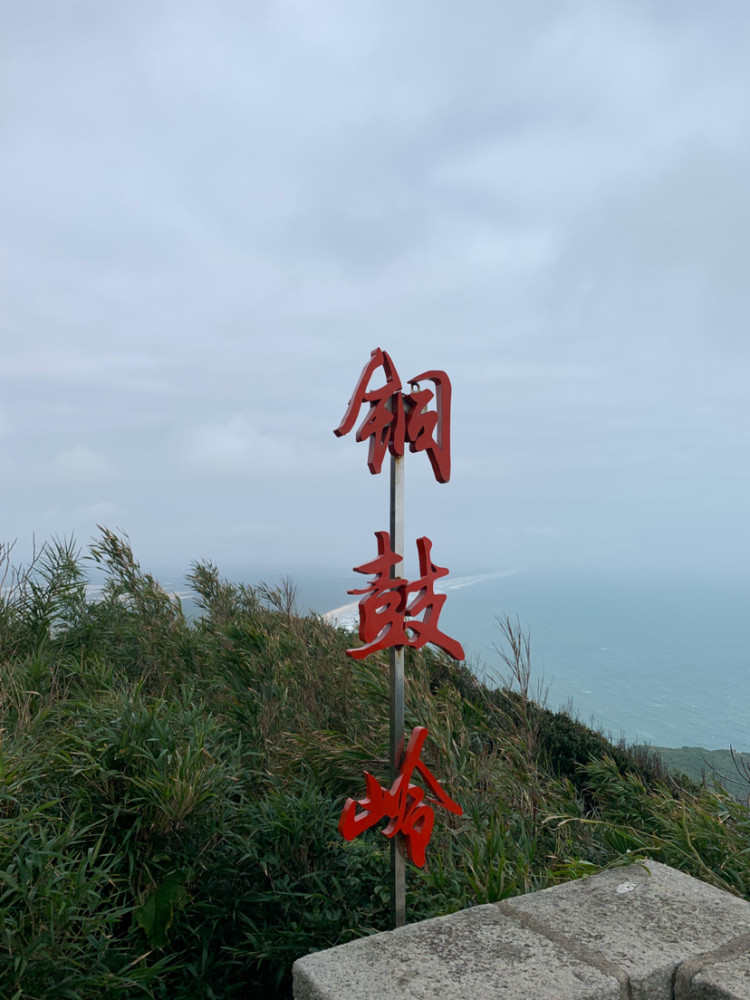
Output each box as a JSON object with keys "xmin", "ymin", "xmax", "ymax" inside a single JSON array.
[{"xmin": 2, "ymin": 531, "xmax": 749, "ymax": 1000}]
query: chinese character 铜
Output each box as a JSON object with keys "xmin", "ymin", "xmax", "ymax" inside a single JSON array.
[{"xmin": 334, "ymin": 347, "xmax": 452, "ymax": 482}]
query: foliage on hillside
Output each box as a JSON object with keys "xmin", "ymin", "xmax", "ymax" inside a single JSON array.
[
  {"xmin": 646, "ymin": 746, "xmax": 750, "ymax": 804},
  {"xmin": 1, "ymin": 531, "xmax": 749, "ymax": 1000}
]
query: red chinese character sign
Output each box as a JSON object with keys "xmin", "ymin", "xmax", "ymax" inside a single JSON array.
[
  {"xmin": 339, "ymin": 726, "xmax": 462, "ymax": 867},
  {"xmin": 347, "ymin": 531, "xmax": 465, "ymax": 661},
  {"xmin": 334, "ymin": 347, "xmax": 452, "ymax": 483},
  {"xmin": 334, "ymin": 347, "xmax": 463, "ymax": 927}
]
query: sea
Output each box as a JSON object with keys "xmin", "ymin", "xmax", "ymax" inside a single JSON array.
[{"xmin": 169, "ymin": 568, "xmax": 750, "ymax": 754}]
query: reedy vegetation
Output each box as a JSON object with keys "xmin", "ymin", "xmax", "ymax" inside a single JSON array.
[{"xmin": 1, "ymin": 530, "xmax": 748, "ymax": 999}]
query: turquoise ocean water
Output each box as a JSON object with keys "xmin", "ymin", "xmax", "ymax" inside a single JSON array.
[
  {"xmin": 171, "ymin": 569, "xmax": 750, "ymax": 753},
  {"xmin": 312, "ymin": 570, "xmax": 750, "ymax": 753}
]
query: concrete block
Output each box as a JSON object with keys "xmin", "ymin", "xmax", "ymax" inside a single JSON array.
[
  {"xmin": 690, "ymin": 954, "xmax": 750, "ymax": 999},
  {"xmin": 501, "ymin": 861, "xmax": 750, "ymax": 1000},
  {"xmin": 674, "ymin": 934, "xmax": 750, "ymax": 999},
  {"xmin": 293, "ymin": 903, "xmax": 621, "ymax": 1000}
]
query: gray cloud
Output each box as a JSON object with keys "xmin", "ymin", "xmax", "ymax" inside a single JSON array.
[{"xmin": 1, "ymin": 0, "xmax": 748, "ymax": 581}]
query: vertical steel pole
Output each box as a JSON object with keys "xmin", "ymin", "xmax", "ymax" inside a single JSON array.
[{"xmin": 389, "ymin": 450, "xmax": 406, "ymax": 928}]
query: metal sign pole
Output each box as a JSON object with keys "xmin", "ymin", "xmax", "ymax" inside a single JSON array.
[
  {"xmin": 389, "ymin": 449, "xmax": 406, "ymax": 928},
  {"xmin": 335, "ymin": 351, "xmax": 462, "ymax": 928}
]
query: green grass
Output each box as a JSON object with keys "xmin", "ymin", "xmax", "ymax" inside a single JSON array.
[{"xmin": 1, "ymin": 530, "xmax": 749, "ymax": 999}]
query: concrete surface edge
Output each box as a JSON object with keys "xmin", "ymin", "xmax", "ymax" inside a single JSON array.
[
  {"xmin": 502, "ymin": 861, "xmax": 750, "ymax": 1000},
  {"xmin": 495, "ymin": 898, "xmax": 633, "ymax": 999},
  {"xmin": 292, "ymin": 862, "xmax": 750, "ymax": 999},
  {"xmin": 674, "ymin": 932, "xmax": 750, "ymax": 1000}
]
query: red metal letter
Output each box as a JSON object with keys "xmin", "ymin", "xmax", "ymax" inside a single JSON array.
[
  {"xmin": 346, "ymin": 531, "xmax": 408, "ymax": 660},
  {"xmin": 333, "ymin": 347, "xmax": 405, "ymax": 475},
  {"xmin": 338, "ymin": 726, "xmax": 463, "ymax": 867},
  {"xmin": 404, "ymin": 537, "xmax": 465, "ymax": 661},
  {"xmin": 346, "ymin": 533, "xmax": 465, "ymax": 662},
  {"xmin": 405, "ymin": 370, "xmax": 451, "ymax": 483}
]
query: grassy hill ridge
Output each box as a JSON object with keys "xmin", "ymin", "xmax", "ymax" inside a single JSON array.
[{"xmin": 2, "ymin": 530, "xmax": 749, "ymax": 1000}]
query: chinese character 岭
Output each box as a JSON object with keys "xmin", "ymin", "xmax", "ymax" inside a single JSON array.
[{"xmin": 338, "ymin": 725, "xmax": 463, "ymax": 867}]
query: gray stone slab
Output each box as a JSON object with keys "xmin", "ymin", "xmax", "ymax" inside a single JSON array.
[
  {"xmin": 689, "ymin": 954, "xmax": 750, "ymax": 1000},
  {"xmin": 675, "ymin": 932, "xmax": 750, "ymax": 999},
  {"xmin": 293, "ymin": 903, "xmax": 621, "ymax": 1000},
  {"xmin": 501, "ymin": 861, "xmax": 750, "ymax": 1000}
]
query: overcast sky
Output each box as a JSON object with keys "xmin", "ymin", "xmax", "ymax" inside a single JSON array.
[{"xmin": 2, "ymin": 0, "xmax": 749, "ymax": 591}]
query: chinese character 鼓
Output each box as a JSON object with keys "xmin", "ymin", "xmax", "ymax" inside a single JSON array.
[
  {"xmin": 346, "ymin": 531, "xmax": 465, "ymax": 661},
  {"xmin": 334, "ymin": 348, "xmax": 452, "ymax": 482},
  {"xmin": 338, "ymin": 726, "xmax": 463, "ymax": 867}
]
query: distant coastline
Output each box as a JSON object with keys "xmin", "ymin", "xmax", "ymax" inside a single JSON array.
[{"xmin": 645, "ymin": 746, "xmax": 750, "ymax": 802}]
